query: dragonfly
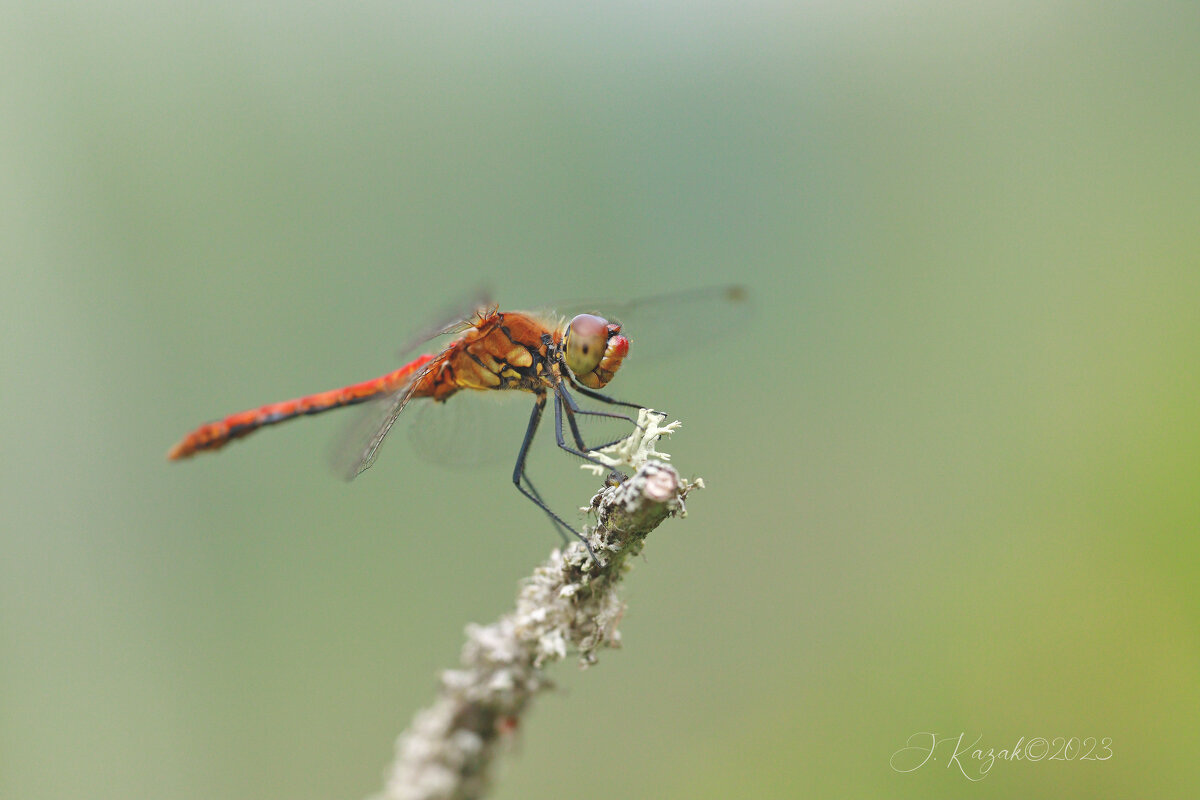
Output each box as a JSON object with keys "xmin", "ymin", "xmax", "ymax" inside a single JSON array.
[{"xmin": 169, "ymin": 287, "xmax": 746, "ymax": 556}]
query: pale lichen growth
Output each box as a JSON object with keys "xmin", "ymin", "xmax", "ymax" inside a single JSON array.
[{"xmin": 579, "ymin": 408, "xmax": 681, "ymax": 476}]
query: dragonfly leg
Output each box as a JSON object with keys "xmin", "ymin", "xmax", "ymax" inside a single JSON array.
[
  {"xmin": 513, "ymin": 391, "xmax": 598, "ymax": 561},
  {"xmin": 559, "ymin": 387, "xmax": 589, "ymax": 451},
  {"xmin": 523, "ymin": 475, "xmax": 574, "ymax": 546},
  {"xmin": 556, "ymin": 383, "xmax": 640, "ymax": 453},
  {"xmin": 553, "ymin": 391, "xmax": 630, "ymax": 480},
  {"xmin": 559, "ymin": 379, "xmax": 640, "ymax": 427},
  {"xmin": 562, "ymin": 374, "xmax": 646, "ymax": 413}
]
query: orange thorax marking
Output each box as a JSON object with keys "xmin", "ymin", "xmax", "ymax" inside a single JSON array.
[{"xmin": 414, "ymin": 311, "xmax": 558, "ymax": 401}]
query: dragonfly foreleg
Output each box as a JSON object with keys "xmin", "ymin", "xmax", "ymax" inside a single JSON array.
[
  {"xmin": 561, "ymin": 373, "xmax": 645, "ymax": 412},
  {"xmin": 552, "ymin": 391, "xmax": 631, "ymax": 480},
  {"xmin": 555, "ymin": 383, "xmax": 641, "ymax": 453},
  {"xmin": 559, "ymin": 387, "xmax": 589, "ymax": 451}
]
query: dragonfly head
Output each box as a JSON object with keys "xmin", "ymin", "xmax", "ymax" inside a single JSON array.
[{"xmin": 562, "ymin": 313, "xmax": 629, "ymax": 389}]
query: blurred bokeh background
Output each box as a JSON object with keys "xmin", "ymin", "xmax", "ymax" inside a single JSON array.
[{"xmin": 2, "ymin": 2, "xmax": 1198, "ymax": 798}]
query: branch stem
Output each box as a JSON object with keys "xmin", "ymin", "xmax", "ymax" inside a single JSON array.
[{"xmin": 377, "ymin": 460, "xmax": 694, "ymax": 800}]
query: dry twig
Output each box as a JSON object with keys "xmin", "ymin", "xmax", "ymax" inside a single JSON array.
[{"xmin": 376, "ymin": 411, "xmax": 698, "ymax": 800}]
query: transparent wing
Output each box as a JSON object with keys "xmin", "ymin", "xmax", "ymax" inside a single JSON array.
[
  {"xmin": 328, "ymin": 288, "xmax": 495, "ymax": 479},
  {"xmin": 402, "ymin": 390, "xmax": 623, "ymax": 471},
  {"xmin": 539, "ymin": 284, "xmax": 752, "ymax": 365},
  {"xmin": 327, "ymin": 360, "xmax": 434, "ymax": 480},
  {"xmin": 405, "ymin": 391, "xmax": 533, "ymax": 469},
  {"xmin": 395, "ymin": 286, "xmax": 493, "ymax": 358}
]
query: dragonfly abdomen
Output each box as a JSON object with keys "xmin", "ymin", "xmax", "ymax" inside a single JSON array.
[{"xmin": 167, "ymin": 354, "xmax": 435, "ymax": 460}]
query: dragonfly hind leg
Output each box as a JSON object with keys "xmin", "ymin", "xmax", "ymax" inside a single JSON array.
[
  {"xmin": 522, "ymin": 475, "xmax": 575, "ymax": 547},
  {"xmin": 513, "ymin": 391, "xmax": 600, "ymax": 561}
]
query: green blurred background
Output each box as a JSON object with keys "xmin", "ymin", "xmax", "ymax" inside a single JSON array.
[{"xmin": 2, "ymin": 2, "xmax": 1198, "ymax": 798}]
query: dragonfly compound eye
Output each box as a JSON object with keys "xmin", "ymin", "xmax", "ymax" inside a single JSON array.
[
  {"xmin": 562, "ymin": 314, "xmax": 628, "ymax": 389},
  {"xmin": 563, "ymin": 314, "xmax": 609, "ymax": 377}
]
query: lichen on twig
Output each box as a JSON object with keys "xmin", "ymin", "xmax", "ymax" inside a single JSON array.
[
  {"xmin": 376, "ymin": 412, "xmax": 700, "ymax": 800},
  {"xmin": 579, "ymin": 408, "xmax": 681, "ymax": 477}
]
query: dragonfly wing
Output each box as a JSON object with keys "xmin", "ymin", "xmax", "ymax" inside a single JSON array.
[
  {"xmin": 330, "ymin": 291, "xmax": 499, "ymax": 479},
  {"xmin": 395, "ymin": 286, "xmax": 494, "ymax": 358},
  {"xmin": 328, "ymin": 364, "xmax": 430, "ymax": 480},
  {"xmin": 330, "ymin": 291, "xmax": 500, "ymax": 479},
  {"xmin": 330, "ymin": 366, "xmax": 528, "ymax": 475},
  {"xmin": 355, "ymin": 387, "xmax": 415, "ymax": 477},
  {"xmin": 542, "ymin": 284, "xmax": 751, "ymax": 364},
  {"xmin": 405, "ymin": 391, "xmax": 530, "ymax": 469}
]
